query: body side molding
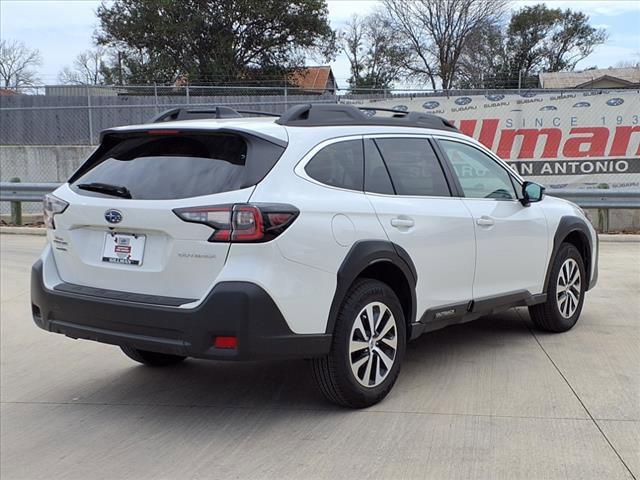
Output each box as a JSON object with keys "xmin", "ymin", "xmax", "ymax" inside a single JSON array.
[{"xmin": 410, "ymin": 290, "xmax": 547, "ymax": 340}]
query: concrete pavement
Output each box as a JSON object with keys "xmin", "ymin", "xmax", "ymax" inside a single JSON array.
[{"xmin": 1, "ymin": 235, "xmax": 638, "ymax": 479}]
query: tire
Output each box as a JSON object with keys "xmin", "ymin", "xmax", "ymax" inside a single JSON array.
[
  {"xmin": 120, "ymin": 346, "xmax": 187, "ymax": 367},
  {"xmin": 312, "ymin": 278, "xmax": 406, "ymax": 408},
  {"xmin": 529, "ymin": 243, "xmax": 586, "ymax": 333}
]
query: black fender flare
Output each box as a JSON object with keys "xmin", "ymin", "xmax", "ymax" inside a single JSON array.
[
  {"xmin": 325, "ymin": 240, "xmax": 417, "ymax": 334},
  {"xmin": 544, "ymin": 215, "xmax": 596, "ymax": 292}
]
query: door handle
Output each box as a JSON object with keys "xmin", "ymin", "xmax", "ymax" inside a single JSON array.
[
  {"xmin": 391, "ymin": 217, "xmax": 415, "ymax": 228},
  {"xmin": 476, "ymin": 216, "xmax": 495, "ymax": 227}
]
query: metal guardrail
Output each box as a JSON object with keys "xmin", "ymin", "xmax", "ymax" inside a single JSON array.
[
  {"xmin": 0, "ymin": 182, "xmax": 61, "ymax": 202},
  {"xmin": 546, "ymin": 190, "xmax": 640, "ymax": 209},
  {"xmin": 1, "ymin": 183, "xmax": 640, "ymax": 208}
]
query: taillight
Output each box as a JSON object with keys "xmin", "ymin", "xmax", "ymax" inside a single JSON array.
[
  {"xmin": 173, "ymin": 203, "xmax": 298, "ymax": 243},
  {"xmin": 43, "ymin": 194, "xmax": 69, "ymax": 229}
]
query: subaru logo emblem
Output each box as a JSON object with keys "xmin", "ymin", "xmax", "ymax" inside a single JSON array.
[
  {"xmin": 104, "ymin": 209, "xmax": 123, "ymax": 224},
  {"xmin": 606, "ymin": 97, "xmax": 624, "ymax": 107},
  {"xmin": 422, "ymin": 101, "xmax": 440, "ymax": 110},
  {"xmin": 454, "ymin": 97, "xmax": 472, "ymax": 105}
]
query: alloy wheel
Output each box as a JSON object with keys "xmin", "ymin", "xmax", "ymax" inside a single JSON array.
[
  {"xmin": 556, "ymin": 258, "xmax": 581, "ymax": 318},
  {"xmin": 348, "ymin": 301, "xmax": 398, "ymax": 388}
]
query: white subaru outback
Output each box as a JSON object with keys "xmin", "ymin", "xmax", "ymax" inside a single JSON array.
[{"xmin": 31, "ymin": 104, "xmax": 598, "ymax": 408}]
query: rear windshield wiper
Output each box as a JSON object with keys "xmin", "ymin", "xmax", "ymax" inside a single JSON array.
[{"xmin": 76, "ymin": 182, "xmax": 132, "ymax": 199}]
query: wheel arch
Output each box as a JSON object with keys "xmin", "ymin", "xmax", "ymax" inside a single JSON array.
[
  {"xmin": 325, "ymin": 240, "xmax": 417, "ymax": 337},
  {"xmin": 544, "ymin": 216, "xmax": 594, "ymax": 293}
]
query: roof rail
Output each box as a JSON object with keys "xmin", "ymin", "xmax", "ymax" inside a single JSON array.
[
  {"xmin": 150, "ymin": 107, "xmax": 280, "ymax": 123},
  {"xmin": 275, "ymin": 104, "xmax": 458, "ymax": 132}
]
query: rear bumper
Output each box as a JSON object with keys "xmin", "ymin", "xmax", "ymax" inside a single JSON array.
[{"xmin": 31, "ymin": 260, "xmax": 331, "ymax": 360}]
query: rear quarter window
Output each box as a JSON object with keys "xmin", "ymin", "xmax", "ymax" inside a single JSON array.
[
  {"xmin": 304, "ymin": 139, "xmax": 364, "ymax": 191},
  {"xmin": 70, "ymin": 132, "xmax": 284, "ymax": 200}
]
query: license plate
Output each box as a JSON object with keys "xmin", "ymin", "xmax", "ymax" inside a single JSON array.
[{"xmin": 102, "ymin": 232, "xmax": 146, "ymax": 266}]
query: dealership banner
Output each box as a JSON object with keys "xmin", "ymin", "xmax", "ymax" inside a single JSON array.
[{"xmin": 361, "ymin": 90, "xmax": 640, "ymax": 192}]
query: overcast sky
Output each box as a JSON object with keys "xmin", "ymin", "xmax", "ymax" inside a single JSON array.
[{"xmin": 1, "ymin": 0, "xmax": 639, "ymax": 88}]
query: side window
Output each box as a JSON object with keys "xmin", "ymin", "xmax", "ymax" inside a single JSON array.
[
  {"xmin": 305, "ymin": 140, "xmax": 363, "ymax": 191},
  {"xmin": 364, "ymin": 139, "xmax": 394, "ymax": 195},
  {"xmin": 374, "ymin": 138, "xmax": 450, "ymax": 197},
  {"xmin": 439, "ymin": 140, "xmax": 517, "ymax": 200}
]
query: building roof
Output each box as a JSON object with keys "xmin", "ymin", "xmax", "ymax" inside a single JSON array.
[
  {"xmin": 0, "ymin": 88, "xmax": 19, "ymax": 96},
  {"xmin": 288, "ymin": 66, "xmax": 335, "ymax": 92},
  {"xmin": 539, "ymin": 67, "xmax": 640, "ymax": 89}
]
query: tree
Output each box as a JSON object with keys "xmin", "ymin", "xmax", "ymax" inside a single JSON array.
[
  {"xmin": 58, "ymin": 48, "xmax": 110, "ymax": 85},
  {"xmin": 506, "ymin": 5, "xmax": 607, "ymax": 78},
  {"xmin": 95, "ymin": 0, "xmax": 336, "ymax": 85},
  {"xmin": 340, "ymin": 12, "xmax": 407, "ymax": 91},
  {"xmin": 615, "ymin": 57, "xmax": 640, "ymax": 69},
  {"xmin": 455, "ymin": 20, "xmax": 508, "ymax": 88},
  {"xmin": 0, "ymin": 39, "xmax": 42, "ymax": 89},
  {"xmin": 382, "ymin": 0, "xmax": 509, "ymax": 90}
]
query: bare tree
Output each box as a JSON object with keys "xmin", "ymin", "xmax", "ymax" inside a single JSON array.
[
  {"xmin": 0, "ymin": 39, "xmax": 42, "ymax": 89},
  {"xmin": 341, "ymin": 15, "xmax": 366, "ymax": 90},
  {"xmin": 58, "ymin": 48, "xmax": 109, "ymax": 85},
  {"xmin": 615, "ymin": 57, "xmax": 640, "ymax": 69},
  {"xmin": 383, "ymin": 0, "xmax": 508, "ymax": 90},
  {"xmin": 380, "ymin": 1, "xmax": 438, "ymax": 89},
  {"xmin": 341, "ymin": 12, "xmax": 407, "ymax": 91}
]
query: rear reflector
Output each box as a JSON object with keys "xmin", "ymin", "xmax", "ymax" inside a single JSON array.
[{"xmin": 214, "ymin": 336, "xmax": 237, "ymax": 349}]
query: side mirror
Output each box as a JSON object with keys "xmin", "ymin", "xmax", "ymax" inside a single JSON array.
[{"xmin": 521, "ymin": 181, "xmax": 545, "ymax": 206}]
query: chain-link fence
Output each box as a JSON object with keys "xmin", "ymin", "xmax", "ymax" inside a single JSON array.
[
  {"xmin": 1, "ymin": 84, "xmax": 639, "ymax": 216},
  {"xmin": 0, "ymin": 84, "xmax": 338, "ymax": 147}
]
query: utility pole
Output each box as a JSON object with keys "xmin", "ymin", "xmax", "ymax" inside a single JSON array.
[{"xmin": 117, "ymin": 50, "xmax": 124, "ymax": 85}]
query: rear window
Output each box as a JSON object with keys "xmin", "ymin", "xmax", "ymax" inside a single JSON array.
[{"xmin": 70, "ymin": 132, "xmax": 284, "ymax": 200}]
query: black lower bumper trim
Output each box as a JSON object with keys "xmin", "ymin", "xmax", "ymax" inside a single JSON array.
[
  {"xmin": 31, "ymin": 260, "xmax": 331, "ymax": 360},
  {"xmin": 53, "ymin": 282, "xmax": 195, "ymax": 307}
]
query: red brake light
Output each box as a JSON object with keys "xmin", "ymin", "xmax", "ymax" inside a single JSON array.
[
  {"xmin": 266, "ymin": 213, "xmax": 294, "ymax": 226},
  {"xmin": 147, "ymin": 129, "xmax": 180, "ymax": 135},
  {"xmin": 232, "ymin": 205, "xmax": 263, "ymax": 241},
  {"xmin": 173, "ymin": 203, "xmax": 298, "ymax": 243}
]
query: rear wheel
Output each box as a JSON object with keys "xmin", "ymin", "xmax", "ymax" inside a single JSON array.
[
  {"xmin": 121, "ymin": 346, "xmax": 187, "ymax": 367},
  {"xmin": 312, "ymin": 279, "xmax": 406, "ymax": 408},
  {"xmin": 529, "ymin": 243, "xmax": 586, "ymax": 332}
]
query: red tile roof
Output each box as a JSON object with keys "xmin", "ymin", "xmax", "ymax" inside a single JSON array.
[{"xmin": 288, "ymin": 66, "xmax": 335, "ymax": 92}]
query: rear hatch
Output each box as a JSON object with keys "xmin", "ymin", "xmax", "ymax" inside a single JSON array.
[{"xmin": 48, "ymin": 126, "xmax": 286, "ymax": 302}]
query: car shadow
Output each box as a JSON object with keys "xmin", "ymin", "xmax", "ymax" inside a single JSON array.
[{"xmin": 57, "ymin": 309, "xmax": 535, "ymax": 416}]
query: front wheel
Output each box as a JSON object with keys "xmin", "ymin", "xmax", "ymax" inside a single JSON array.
[
  {"xmin": 121, "ymin": 346, "xmax": 187, "ymax": 367},
  {"xmin": 529, "ymin": 243, "xmax": 586, "ymax": 333},
  {"xmin": 312, "ymin": 279, "xmax": 406, "ymax": 408}
]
